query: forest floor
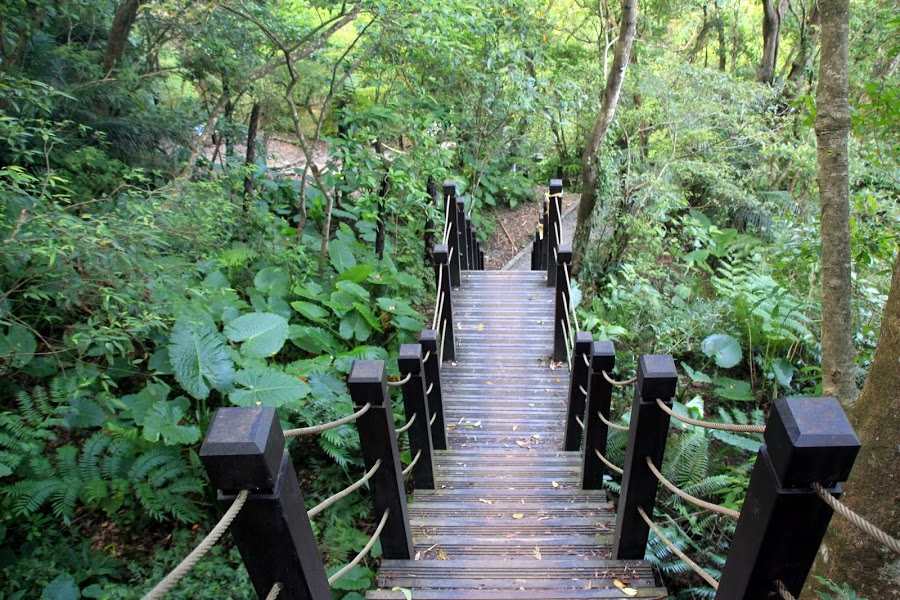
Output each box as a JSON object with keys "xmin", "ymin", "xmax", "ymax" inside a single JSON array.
[{"xmin": 482, "ymin": 185, "xmax": 580, "ymax": 270}]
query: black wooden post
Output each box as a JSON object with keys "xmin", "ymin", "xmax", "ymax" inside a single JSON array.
[
  {"xmin": 546, "ymin": 178, "xmax": 563, "ymax": 287},
  {"xmin": 431, "ymin": 244, "xmax": 456, "ymax": 362},
  {"xmin": 563, "ymin": 331, "xmax": 592, "ymax": 451},
  {"xmin": 348, "ymin": 360, "xmax": 414, "ymax": 559},
  {"xmin": 540, "ymin": 194, "xmax": 548, "ymax": 270},
  {"xmin": 200, "ymin": 407, "xmax": 331, "ymax": 600},
  {"xmin": 612, "ymin": 354, "xmax": 678, "ymax": 559},
  {"xmin": 581, "ymin": 341, "xmax": 616, "ymax": 489},
  {"xmin": 455, "ymin": 197, "xmax": 467, "ymax": 276},
  {"xmin": 716, "ymin": 397, "xmax": 860, "ymax": 599},
  {"xmin": 464, "ymin": 214, "xmax": 474, "ymax": 270},
  {"xmin": 442, "ymin": 181, "xmax": 461, "ymax": 287},
  {"xmin": 552, "ymin": 243, "xmax": 572, "ymax": 363},
  {"xmin": 417, "ymin": 329, "xmax": 447, "ymax": 450},
  {"xmin": 398, "ymin": 344, "xmax": 436, "ymax": 489},
  {"xmin": 530, "ymin": 231, "xmax": 539, "ymax": 270}
]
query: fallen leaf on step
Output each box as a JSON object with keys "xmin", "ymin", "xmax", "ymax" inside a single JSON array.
[
  {"xmin": 478, "ymin": 498, "xmax": 493, "ymax": 504},
  {"xmin": 551, "ymin": 481, "xmax": 559, "ymax": 488},
  {"xmin": 512, "ymin": 513, "xmax": 524, "ymax": 519},
  {"xmin": 437, "ymin": 549, "xmax": 448, "ymax": 560},
  {"xmin": 516, "ymin": 440, "xmax": 527, "ymax": 447},
  {"xmin": 533, "ymin": 546, "xmax": 542, "ymax": 560},
  {"xmin": 512, "ymin": 425, "xmax": 518, "ymax": 431},
  {"xmin": 391, "ymin": 587, "xmax": 413, "ymax": 600},
  {"xmin": 477, "ymin": 323, "xmax": 484, "ymax": 330},
  {"xmin": 623, "ymin": 588, "xmax": 638, "ymax": 596},
  {"xmin": 486, "ymin": 381, "xmax": 493, "ymax": 385}
]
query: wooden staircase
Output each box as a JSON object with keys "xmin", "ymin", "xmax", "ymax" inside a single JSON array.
[{"xmin": 367, "ymin": 271, "xmax": 668, "ymax": 599}]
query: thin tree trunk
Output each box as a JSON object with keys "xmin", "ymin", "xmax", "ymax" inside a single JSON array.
[
  {"xmin": 424, "ymin": 176, "xmax": 437, "ymax": 263},
  {"xmin": 687, "ymin": 6, "xmax": 713, "ymax": 63},
  {"xmin": 102, "ymin": 0, "xmax": 145, "ymax": 73},
  {"xmin": 715, "ymin": 0, "xmax": 727, "ymax": 70},
  {"xmin": 243, "ymin": 102, "xmax": 261, "ymax": 206},
  {"xmin": 373, "ymin": 139, "xmax": 389, "ymax": 259},
  {"xmin": 806, "ymin": 257, "xmax": 900, "ymax": 598},
  {"xmin": 815, "ymin": 0, "xmax": 857, "ymax": 405},
  {"xmin": 758, "ymin": 0, "xmax": 782, "ymax": 84},
  {"xmin": 572, "ymin": 0, "xmax": 639, "ymax": 273},
  {"xmin": 788, "ymin": 2, "xmax": 820, "ymax": 85}
]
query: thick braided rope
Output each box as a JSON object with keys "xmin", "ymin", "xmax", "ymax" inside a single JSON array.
[
  {"xmin": 328, "ymin": 509, "xmax": 390, "ymax": 585},
  {"xmin": 402, "ymin": 450, "xmax": 422, "ymax": 476},
  {"xmin": 776, "ymin": 580, "xmax": 796, "ymax": 600},
  {"xmin": 284, "ymin": 403, "xmax": 371, "ymax": 438},
  {"xmin": 597, "ymin": 410, "xmax": 629, "ymax": 432},
  {"xmin": 307, "ymin": 460, "xmax": 381, "ymax": 520},
  {"xmin": 561, "ymin": 262, "xmax": 580, "ymax": 332},
  {"xmin": 560, "ymin": 320, "xmax": 573, "ymax": 370},
  {"xmin": 143, "ymin": 490, "xmax": 250, "ymax": 599},
  {"xmin": 656, "ymin": 398, "xmax": 766, "ymax": 433},
  {"xmin": 645, "ymin": 457, "xmax": 741, "ymax": 518},
  {"xmin": 265, "ymin": 583, "xmax": 283, "ymax": 600},
  {"xmin": 429, "ymin": 412, "xmax": 437, "ymax": 426},
  {"xmin": 637, "ymin": 507, "xmax": 719, "ymax": 590},
  {"xmin": 594, "ymin": 448, "xmax": 623, "ymax": 475},
  {"xmin": 386, "ymin": 372, "xmax": 412, "ymax": 387},
  {"xmin": 395, "ymin": 413, "xmax": 417, "ymax": 435},
  {"xmin": 812, "ymin": 482, "xmax": 900, "ymax": 554},
  {"xmin": 575, "ymin": 415, "xmax": 584, "ymax": 429},
  {"xmin": 602, "ymin": 370, "xmax": 637, "ymax": 386}
]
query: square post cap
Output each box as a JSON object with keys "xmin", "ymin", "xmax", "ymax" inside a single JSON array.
[
  {"xmin": 557, "ymin": 244, "xmax": 573, "ymax": 263},
  {"xmin": 550, "ymin": 179, "xmax": 563, "ymax": 194},
  {"xmin": 443, "ymin": 180, "xmax": 457, "ymax": 197},
  {"xmin": 200, "ymin": 407, "xmax": 285, "ymax": 492},
  {"xmin": 399, "ymin": 344, "xmax": 423, "ymax": 374},
  {"xmin": 765, "ymin": 397, "xmax": 861, "ymax": 487},
  {"xmin": 574, "ymin": 331, "xmax": 592, "ymax": 354},
  {"xmin": 417, "ymin": 329, "xmax": 438, "ymax": 350},
  {"xmin": 432, "ymin": 244, "xmax": 449, "ymax": 263},
  {"xmin": 590, "ymin": 340, "xmax": 616, "ymax": 372},
  {"xmin": 637, "ymin": 354, "xmax": 678, "ymax": 400}
]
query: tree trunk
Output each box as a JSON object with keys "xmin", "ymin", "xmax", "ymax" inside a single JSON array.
[
  {"xmin": 806, "ymin": 257, "xmax": 900, "ymax": 598},
  {"xmin": 815, "ymin": 0, "xmax": 857, "ymax": 406},
  {"xmin": 572, "ymin": 0, "xmax": 638, "ymax": 273},
  {"xmin": 687, "ymin": 6, "xmax": 713, "ymax": 63},
  {"xmin": 757, "ymin": 0, "xmax": 782, "ymax": 84},
  {"xmin": 424, "ymin": 176, "xmax": 437, "ymax": 264},
  {"xmin": 715, "ymin": 1, "xmax": 727, "ymax": 71},
  {"xmin": 243, "ymin": 102, "xmax": 261, "ymax": 206},
  {"xmin": 102, "ymin": 0, "xmax": 145, "ymax": 73},
  {"xmin": 787, "ymin": 2, "xmax": 820, "ymax": 86},
  {"xmin": 373, "ymin": 139, "xmax": 389, "ymax": 259}
]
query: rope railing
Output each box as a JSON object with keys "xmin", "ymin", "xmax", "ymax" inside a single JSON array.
[
  {"xmin": 442, "ymin": 197, "xmax": 452, "ymax": 243},
  {"xmin": 395, "ymin": 413, "xmax": 417, "ymax": 435},
  {"xmin": 776, "ymin": 580, "xmax": 796, "ymax": 600},
  {"xmin": 142, "ymin": 490, "xmax": 250, "ymax": 599},
  {"xmin": 575, "ymin": 415, "xmax": 584, "ymax": 429},
  {"xmin": 645, "ymin": 457, "xmax": 741, "ymax": 519},
  {"xmin": 594, "ymin": 448, "xmax": 623, "ymax": 475},
  {"xmin": 655, "ymin": 398, "xmax": 766, "ymax": 434},
  {"xmin": 562, "ymin": 262, "xmax": 580, "ymax": 332},
  {"xmin": 597, "ymin": 410, "xmax": 629, "ymax": 432},
  {"xmin": 284, "ymin": 403, "xmax": 372, "ymax": 438},
  {"xmin": 423, "ymin": 351, "xmax": 431, "ymax": 364},
  {"xmin": 429, "ymin": 412, "xmax": 437, "ymax": 426},
  {"xmin": 402, "ymin": 450, "xmax": 422, "ymax": 476},
  {"xmin": 601, "ymin": 371, "xmax": 637, "ymax": 387},
  {"xmin": 637, "ymin": 507, "xmax": 720, "ymax": 590},
  {"xmin": 328, "ymin": 509, "xmax": 390, "ymax": 585},
  {"xmin": 811, "ymin": 482, "xmax": 900, "ymax": 554},
  {"xmin": 307, "ymin": 460, "xmax": 382, "ymax": 520},
  {"xmin": 439, "ymin": 319, "xmax": 447, "ymax": 369},
  {"xmin": 386, "ymin": 372, "xmax": 412, "ymax": 387},
  {"xmin": 583, "ymin": 353, "xmax": 590, "ymax": 368},
  {"xmin": 560, "ymin": 320, "xmax": 573, "ymax": 370},
  {"xmin": 264, "ymin": 582, "xmax": 283, "ymax": 600},
  {"xmin": 578, "ymin": 385, "xmax": 587, "ymax": 396},
  {"xmin": 425, "ymin": 382, "xmax": 434, "ymax": 395},
  {"xmin": 431, "ymin": 268, "xmax": 444, "ymax": 329}
]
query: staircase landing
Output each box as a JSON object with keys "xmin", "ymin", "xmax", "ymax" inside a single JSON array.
[{"xmin": 368, "ymin": 271, "xmax": 668, "ymax": 599}]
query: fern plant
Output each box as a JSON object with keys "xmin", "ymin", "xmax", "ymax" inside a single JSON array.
[{"xmin": 0, "ymin": 386, "xmax": 66, "ymax": 477}]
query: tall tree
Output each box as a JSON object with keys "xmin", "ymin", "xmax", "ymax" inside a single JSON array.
[
  {"xmin": 103, "ymin": 0, "xmax": 147, "ymax": 73},
  {"xmin": 815, "ymin": 0, "xmax": 857, "ymax": 405},
  {"xmin": 572, "ymin": 0, "xmax": 638, "ymax": 272},
  {"xmin": 757, "ymin": 0, "xmax": 783, "ymax": 84},
  {"xmin": 807, "ymin": 257, "xmax": 900, "ymax": 597}
]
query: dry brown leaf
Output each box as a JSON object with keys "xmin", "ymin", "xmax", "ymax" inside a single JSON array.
[
  {"xmin": 613, "ymin": 579, "xmax": 626, "ymax": 589},
  {"xmin": 437, "ymin": 549, "xmax": 448, "ymax": 560}
]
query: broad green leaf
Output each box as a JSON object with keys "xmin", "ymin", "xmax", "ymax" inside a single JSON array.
[
  {"xmin": 230, "ymin": 367, "xmax": 311, "ymax": 407},
  {"xmin": 254, "ymin": 267, "xmax": 291, "ymax": 297},
  {"xmin": 353, "ymin": 303, "xmax": 382, "ymax": 331},
  {"xmin": 713, "ymin": 377, "xmax": 755, "ymax": 401},
  {"xmin": 333, "ymin": 346, "xmax": 388, "ymax": 373},
  {"xmin": 291, "ymin": 301, "xmax": 330, "ymax": 324},
  {"xmin": 337, "ymin": 264, "xmax": 374, "ymax": 282},
  {"xmin": 62, "ymin": 397, "xmax": 106, "ymax": 429},
  {"xmin": 336, "ymin": 280, "xmax": 370, "ymax": 301},
  {"xmin": 0, "ymin": 324, "xmax": 37, "ymax": 367},
  {"xmin": 126, "ymin": 382, "xmax": 171, "ymax": 425},
  {"xmin": 169, "ymin": 319, "xmax": 235, "ymax": 400},
  {"xmin": 680, "ymin": 362, "xmax": 713, "ymax": 384},
  {"xmin": 224, "ymin": 313, "xmax": 289, "ymax": 358},
  {"xmin": 142, "ymin": 399, "xmax": 200, "ymax": 445},
  {"xmin": 289, "ymin": 325, "xmax": 340, "ymax": 354},
  {"xmin": 293, "ymin": 281, "xmax": 325, "ymax": 301},
  {"xmin": 328, "ymin": 239, "xmax": 357, "ymax": 273},
  {"xmin": 340, "ymin": 311, "xmax": 371, "ymax": 342},
  {"xmin": 41, "ymin": 575, "xmax": 79, "ymax": 600},
  {"xmin": 771, "ymin": 358, "xmax": 794, "ymax": 387},
  {"xmin": 701, "ymin": 334, "xmax": 742, "ymax": 368},
  {"xmin": 711, "ymin": 429, "xmax": 762, "ymax": 452}
]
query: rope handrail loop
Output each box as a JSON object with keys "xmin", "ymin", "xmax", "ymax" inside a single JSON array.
[
  {"xmin": 582, "ymin": 353, "xmax": 590, "ymax": 367},
  {"xmin": 775, "ymin": 581, "xmax": 796, "ymax": 600},
  {"xmin": 637, "ymin": 506, "xmax": 720, "ymax": 590},
  {"xmin": 265, "ymin": 583, "xmax": 283, "ymax": 600},
  {"xmin": 307, "ymin": 460, "xmax": 382, "ymax": 520},
  {"xmin": 439, "ymin": 319, "xmax": 448, "ymax": 369},
  {"xmin": 561, "ymin": 262, "xmax": 580, "ymax": 332},
  {"xmin": 645, "ymin": 457, "xmax": 741, "ymax": 519},
  {"xmin": 601, "ymin": 371, "xmax": 637, "ymax": 387},
  {"xmin": 425, "ymin": 382, "xmax": 434, "ymax": 396},
  {"xmin": 655, "ymin": 399, "xmax": 766, "ymax": 434},
  {"xmin": 578, "ymin": 385, "xmax": 588, "ymax": 396},
  {"xmin": 442, "ymin": 197, "xmax": 452, "ymax": 242},
  {"xmin": 594, "ymin": 448, "xmax": 624, "ymax": 475},
  {"xmin": 328, "ymin": 509, "xmax": 390, "ymax": 585},
  {"xmin": 142, "ymin": 489, "xmax": 250, "ymax": 599},
  {"xmin": 432, "ymin": 291, "xmax": 445, "ymax": 332},
  {"xmin": 429, "ymin": 412, "xmax": 437, "ymax": 426},
  {"xmin": 284, "ymin": 403, "xmax": 372, "ymax": 438},
  {"xmin": 560, "ymin": 320, "xmax": 573, "ymax": 370},
  {"xmin": 598, "ymin": 410, "xmax": 629, "ymax": 432},
  {"xmin": 431, "ymin": 271, "xmax": 444, "ymax": 329},
  {"xmin": 402, "ymin": 449, "xmax": 422, "ymax": 476},
  {"xmin": 423, "ymin": 351, "xmax": 431, "ymax": 363},
  {"xmin": 443, "ymin": 218, "xmax": 453, "ymax": 245},
  {"xmin": 575, "ymin": 415, "xmax": 584, "ymax": 429},
  {"xmin": 395, "ymin": 413, "xmax": 417, "ymax": 435},
  {"xmin": 448, "ymin": 246, "xmax": 455, "ymax": 264},
  {"xmin": 386, "ymin": 372, "xmax": 412, "ymax": 387},
  {"xmin": 811, "ymin": 482, "xmax": 900, "ymax": 554}
]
